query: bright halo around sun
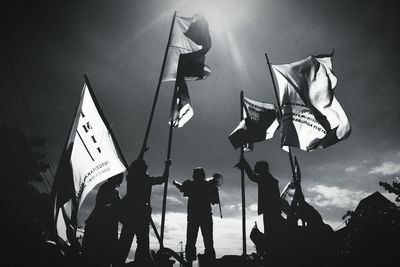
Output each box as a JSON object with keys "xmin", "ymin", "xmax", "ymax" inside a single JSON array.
[{"xmin": 177, "ymin": 0, "xmax": 252, "ymax": 33}]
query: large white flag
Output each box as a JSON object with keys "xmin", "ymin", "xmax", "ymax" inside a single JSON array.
[
  {"xmin": 53, "ymin": 79, "xmax": 126, "ymax": 244},
  {"xmin": 228, "ymin": 96, "xmax": 279, "ymax": 150},
  {"xmin": 271, "ymin": 53, "xmax": 351, "ymax": 151},
  {"xmin": 162, "ymin": 13, "xmax": 211, "ymax": 82}
]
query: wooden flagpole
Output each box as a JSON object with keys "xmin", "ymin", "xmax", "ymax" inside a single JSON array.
[
  {"xmin": 240, "ymin": 90, "xmax": 247, "ymax": 256},
  {"xmin": 264, "ymin": 53, "xmax": 296, "ymax": 178},
  {"xmin": 139, "ymin": 11, "xmax": 177, "ymax": 159}
]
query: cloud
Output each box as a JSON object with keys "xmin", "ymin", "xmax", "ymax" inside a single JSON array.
[
  {"xmin": 166, "ymin": 196, "xmax": 183, "ymax": 204},
  {"xmin": 381, "ymin": 192, "xmax": 399, "ymax": 205},
  {"xmin": 323, "ymin": 219, "xmax": 345, "ymax": 231},
  {"xmin": 306, "ymin": 184, "xmax": 368, "ymax": 209},
  {"xmin": 225, "ymin": 204, "xmax": 238, "ymax": 209},
  {"xmin": 247, "ymin": 203, "xmax": 257, "ymax": 212},
  {"xmin": 369, "ymin": 161, "xmax": 400, "ymax": 176},
  {"xmin": 148, "ymin": 212, "xmax": 263, "ymax": 258},
  {"xmin": 345, "ymin": 166, "xmax": 358, "ymax": 172}
]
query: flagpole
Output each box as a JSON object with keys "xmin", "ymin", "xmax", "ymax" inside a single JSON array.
[
  {"xmin": 51, "ymin": 77, "xmax": 90, "ymax": 250},
  {"xmin": 139, "ymin": 11, "xmax": 177, "ymax": 159},
  {"xmin": 160, "ymin": 73, "xmax": 180, "ymax": 248},
  {"xmin": 51, "ymin": 85, "xmax": 84, "ymax": 248},
  {"xmin": 240, "ymin": 90, "xmax": 247, "ymax": 256},
  {"xmin": 265, "ymin": 53, "xmax": 296, "ymax": 177}
]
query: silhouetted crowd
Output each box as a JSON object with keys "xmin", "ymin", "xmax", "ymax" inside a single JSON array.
[
  {"xmin": 75, "ymin": 155, "xmax": 400, "ymax": 267},
  {"xmin": 2, "ymin": 125, "xmax": 399, "ymax": 267},
  {"xmin": 76, "ymin": 155, "xmax": 335, "ymax": 267}
]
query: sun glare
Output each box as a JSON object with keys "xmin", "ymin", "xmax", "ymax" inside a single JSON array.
[
  {"xmin": 174, "ymin": 0, "xmax": 256, "ymax": 80},
  {"xmin": 177, "ymin": 0, "xmax": 252, "ymax": 33}
]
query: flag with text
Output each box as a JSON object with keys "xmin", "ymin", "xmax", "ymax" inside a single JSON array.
[
  {"xmin": 271, "ymin": 53, "xmax": 351, "ymax": 151},
  {"xmin": 228, "ymin": 96, "xmax": 279, "ymax": 150},
  {"xmin": 53, "ymin": 80, "xmax": 126, "ymax": 244}
]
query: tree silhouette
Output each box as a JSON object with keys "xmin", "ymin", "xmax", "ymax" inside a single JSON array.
[
  {"xmin": 341, "ymin": 210, "xmax": 354, "ymax": 226},
  {"xmin": 379, "ymin": 178, "xmax": 400, "ymax": 202},
  {"xmin": 0, "ymin": 126, "xmax": 51, "ymax": 221},
  {"xmin": 0, "ymin": 126, "xmax": 54, "ymax": 266},
  {"xmin": 336, "ymin": 191, "xmax": 400, "ymax": 266}
]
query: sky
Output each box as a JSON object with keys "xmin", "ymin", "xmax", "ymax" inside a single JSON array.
[{"xmin": 1, "ymin": 0, "xmax": 400, "ymax": 260}]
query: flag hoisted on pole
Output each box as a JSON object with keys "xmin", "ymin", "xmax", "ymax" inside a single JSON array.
[
  {"xmin": 162, "ymin": 13, "xmax": 211, "ymax": 82},
  {"xmin": 228, "ymin": 96, "xmax": 279, "ymax": 150},
  {"xmin": 168, "ymin": 77, "xmax": 193, "ymax": 128},
  {"xmin": 270, "ymin": 52, "xmax": 351, "ymax": 152},
  {"xmin": 161, "ymin": 12, "xmax": 212, "ymax": 246},
  {"xmin": 280, "ymin": 156, "xmax": 301, "ymax": 217},
  {"xmin": 265, "ymin": 53, "xmax": 297, "ymax": 178},
  {"xmin": 139, "ymin": 12, "xmax": 177, "ymax": 159},
  {"xmin": 167, "ymin": 12, "xmax": 212, "ymax": 127},
  {"xmin": 52, "ymin": 75, "xmax": 127, "ymax": 246}
]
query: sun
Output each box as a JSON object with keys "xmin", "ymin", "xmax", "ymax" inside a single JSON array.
[{"xmin": 176, "ymin": 0, "xmax": 253, "ymax": 33}]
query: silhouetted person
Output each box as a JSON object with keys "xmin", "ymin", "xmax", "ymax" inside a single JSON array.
[
  {"xmin": 295, "ymin": 186, "xmax": 335, "ymax": 267},
  {"xmin": 118, "ymin": 158, "xmax": 171, "ymax": 265},
  {"xmin": 173, "ymin": 167, "xmax": 219, "ymax": 267},
  {"xmin": 235, "ymin": 157, "xmax": 282, "ymax": 265},
  {"xmin": 82, "ymin": 173, "xmax": 123, "ymax": 267}
]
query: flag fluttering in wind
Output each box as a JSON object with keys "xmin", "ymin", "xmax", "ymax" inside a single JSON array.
[
  {"xmin": 280, "ymin": 156, "xmax": 301, "ymax": 217},
  {"xmin": 280, "ymin": 179, "xmax": 297, "ymax": 216},
  {"xmin": 168, "ymin": 78, "xmax": 193, "ymax": 127},
  {"xmin": 53, "ymin": 79, "xmax": 126, "ymax": 245},
  {"xmin": 162, "ymin": 13, "xmax": 211, "ymax": 82},
  {"xmin": 271, "ymin": 53, "xmax": 351, "ymax": 151},
  {"xmin": 228, "ymin": 96, "xmax": 279, "ymax": 150},
  {"xmin": 166, "ymin": 13, "xmax": 212, "ymax": 127}
]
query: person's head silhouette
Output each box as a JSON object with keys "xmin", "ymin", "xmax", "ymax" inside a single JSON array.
[
  {"xmin": 108, "ymin": 173, "xmax": 123, "ymax": 187},
  {"xmin": 192, "ymin": 167, "xmax": 205, "ymax": 181},
  {"xmin": 129, "ymin": 159, "xmax": 148, "ymax": 174},
  {"xmin": 254, "ymin": 161, "xmax": 269, "ymax": 176}
]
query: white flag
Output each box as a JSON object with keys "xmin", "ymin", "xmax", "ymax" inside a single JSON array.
[
  {"xmin": 162, "ymin": 13, "xmax": 211, "ymax": 82},
  {"xmin": 280, "ymin": 179, "xmax": 297, "ymax": 216},
  {"xmin": 271, "ymin": 53, "xmax": 351, "ymax": 151},
  {"xmin": 281, "ymin": 157, "xmax": 301, "ymax": 217},
  {"xmin": 228, "ymin": 97, "xmax": 279, "ymax": 150},
  {"xmin": 70, "ymin": 82, "xmax": 126, "ymax": 207},
  {"xmin": 53, "ymin": 79, "xmax": 126, "ymax": 244},
  {"xmin": 169, "ymin": 78, "xmax": 193, "ymax": 127}
]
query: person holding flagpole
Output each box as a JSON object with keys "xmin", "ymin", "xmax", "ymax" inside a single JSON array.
[
  {"xmin": 117, "ymin": 158, "xmax": 171, "ymax": 265},
  {"xmin": 235, "ymin": 157, "xmax": 283, "ymax": 265}
]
